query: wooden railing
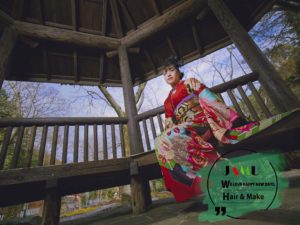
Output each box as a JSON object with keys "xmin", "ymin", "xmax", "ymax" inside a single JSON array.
[
  {"xmin": 0, "ymin": 72, "xmax": 286, "ymax": 170},
  {"xmin": 136, "ymin": 106, "xmax": 165, "ymax": 152},
  {"xmin": 211, "ymin": 72, "xmax": 273, "ymax": 120},
  {"xmin": 0, "ymin": 72, "xmax": 299, "ymax": 220},
  {"xmin": 137, "ymin": 72, "xmax": 280, "ymax": 152},
  {"xmin": 0, "ymin": 117, "xmax": 127, "ymax": 170}
]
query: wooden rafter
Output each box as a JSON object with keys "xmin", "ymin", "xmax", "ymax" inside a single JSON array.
[
  {"xmin": 118, "ymin": 0, "xmax": 136, "ymax": 30},
  {"xmin": 121, "ymin": 0, "xmax": 206, "ymax": 47},
  {"xmin": 106, "ymin": 50, "xmax": 118, "ymax": 58},
  {"xmin": 14, "ymin": 20, "xmax": 120, "ymax": 49},
  {"xmin": 99, "ymin": 54, "xmax": 105, "ymax": 83},
  {"xmin": 129, "ymin": 47, "xmax": 140, "ymax": 54},
  {"xmin": 143, "ymin": 47, "xmax": 157, "ymax": 74},
  {"xmin": 166, "ymin": 35, "xmax": 178, "ymax": 57},
  {"xmin": 73, "ymin": 49, "xmax": 79, "ymax": 82},
  {"xmin": 71, "ymin": 0, "xmax": 79, "ymax": 31},
  {"xmin": 102, "ymin": 0, "xmax": 108, "ymax": 36},
  {"xmin": 151, "ymin": 0, "xmax": 161, "ymax": 16},
  {"xmin": 110, "ymin": 0, "xmax": 123, "ymax": 37},
  {"xmin": 196, "ymin": 6, "xmax": 209, "ymax": 21},
  {"xmin": 0, "ymin": 9, "xmax": 14, "ymax": 26},
  {"xmin": 42, "ymin": 43, "xmax": 50, "ymax": 80},
  {"xmin": 190, "ymin": 19, "xmax": 203, "ymax": 55},
  {"xmin": 37, "ymin": 0, "xmax": 45, "ymax": 24},
  {"xmin": 106, "ymin": 47, "xmax": 140, "ymax": 58},
  {"xmin": 0, "ymin": 27, "xmax": 18, "ymax": 87},
  {"xmin": 11, "ymin": 0, "xmax": 24, "ymax": 20}
]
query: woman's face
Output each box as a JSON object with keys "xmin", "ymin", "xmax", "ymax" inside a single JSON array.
[{"xmin": 163, "ymin": 65, "xmax": 181, "ymax": 87}]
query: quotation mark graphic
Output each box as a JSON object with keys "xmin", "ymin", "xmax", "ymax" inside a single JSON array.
[{"xmin": 215, "ymin": 207, "xmax": 226, "ymax": 215}]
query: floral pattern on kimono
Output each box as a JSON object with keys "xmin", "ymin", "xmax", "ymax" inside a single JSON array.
[{"xmin": 154, "ymin": 78, "xmax": 258, "ymax": 202}]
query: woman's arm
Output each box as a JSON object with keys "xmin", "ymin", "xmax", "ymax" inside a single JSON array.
[
  {"xmin": 184, "ymin": 77, "xmax": 241, "ymax": 142},
  {"xmin": 184, "ymin": 77, "xmax": 233, "ymax": 110}
]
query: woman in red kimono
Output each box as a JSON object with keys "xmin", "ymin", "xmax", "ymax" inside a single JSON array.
[{"xmin": 154, "ymin": 56, "xmax": 258, "ymax": 202}]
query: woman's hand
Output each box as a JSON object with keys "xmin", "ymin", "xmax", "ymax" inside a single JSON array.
[{"xmin": 185, "ymin": 78, "xmax": 206, "ymax": 95}]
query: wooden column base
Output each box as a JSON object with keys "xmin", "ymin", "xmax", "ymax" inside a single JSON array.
[
  {"xmin": 130, "ymin": 175, "xmax": 152, "ymax": 214},
  {"xmin": 41, "ymin": 180, "xmax": 61, "ymax": 225}
]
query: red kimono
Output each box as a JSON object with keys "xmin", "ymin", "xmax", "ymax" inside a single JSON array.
[{"xmin": 155, "ymin": 78, "xmax": 257, "ymax": 202}]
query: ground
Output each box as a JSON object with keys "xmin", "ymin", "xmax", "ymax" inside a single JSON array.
[{"xmin": 60, "ymin": 169, "xmax": 300, "ymax": 225}]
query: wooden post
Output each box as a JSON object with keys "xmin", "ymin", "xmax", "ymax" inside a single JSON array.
[
  {"xmin": 118, "ymin": 45, "xmax": 143, "ymax": 155},
  {"xmin": 41, "ymin": 180, "xmax": 61, "ymax": 225},
  {"xmin": 208, "ymin": 0, "xmax": 300, "ymax": 112},
  {"xmin": 118, "ymin": 45, "xmax": 151, "ymax": 214},
  {"xmin": 130, "ymin": 161, "xmax": 152, "ymax": 214},
  {"xmin": 130, "ymin": 175, "xmax": 152, "ymax": 213},
  {"xmin": 0, "ymin": 26, "xmax": 18, "ymax": 89}
]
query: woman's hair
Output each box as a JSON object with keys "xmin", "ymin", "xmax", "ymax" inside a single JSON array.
[{"xmin": 164, "ymin": 55, "xmax": 184, "ymax": 79}]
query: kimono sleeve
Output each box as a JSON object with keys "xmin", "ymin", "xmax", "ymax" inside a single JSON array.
[{"xmin": 184, "ymin": 78, "xmax": 240, "ymax": 143}]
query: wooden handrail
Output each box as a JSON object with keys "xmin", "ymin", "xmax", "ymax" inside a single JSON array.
[
  {"xmin": 136, "ymin": 72, "xmax": 259, "ymax": 122},
  {"xmin": 0, "ymin": 117, "xmax": 129, "ymax": 170},
  {"xmin": 134, "ymin": 72, "xmax": 281, "ymax": 152},
  {"xmin": 210, "ymin": 72, "xmax": 258, "ymax": 93},
  {"xmin": 0, "ymin": 117, "xmax": 128, "ymax": 127},
  {"xmin": 136, "ymin": 106, "xmax": 164, "ymax": 121}
]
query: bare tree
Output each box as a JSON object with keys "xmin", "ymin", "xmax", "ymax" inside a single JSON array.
[
  {"xmin": 80, "ymin": 82, "xmax": 147, "ymax": 157},
  {"xmin": 1, "ymin": 81, "xmax": 70, "ymax": 145},
  {"xmin": 3, "ymin": 81, "xmax": 70, "ymax": 118},
  {"xmin": 0, "ymin": 81, "xmax": 70, "ymax": 220}
]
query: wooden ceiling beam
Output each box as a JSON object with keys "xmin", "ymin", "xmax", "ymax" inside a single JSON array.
[
  {"xmin": 106, "ymin": 47, "xmax": 140, "ymax": 58},
  {"xmin": 190, "ymin": 20, "xmax": 204, "ymax": 55},
  {"xmin": 121, "ymin": 0, "xmax": 207, "ymax": 47},
  {"xmin": 151, "ymin": 0, "xmax": 161, "ymax": 16},
  {"xmin": 143, "ymin": 47, "xmax": 157, "ymax": 74},
  {"xmin": 73, "ymin": 49, "xmax": 79, "ymax": 83},
  {"xmin": 118, "ymin": 0, "xmax": 136, "ymax": 30},
  {"xmin": 11, "ymin": 0, "xmax": 24, "ymax": 20},
  {"xmin": 42, "ymin": 43, "xmax": 50, "ymax": 80},
  {"xmin": 102, "ymin": 0, "xmax": 108, "ymax": 36},
  {"xmin": 0, "ymin": 27, "xmax": 18, "ymax": 88},
  {"xmin": 106, "ymin": 50, "xmax": 118, "ymax": 58},
  {"xmin": 166, "ymin": 35, "xmax": 178, "ymax": 57},
  {"xmin": 37, "ymin": 0, "xmax": 45, "ymax": 24},
  {"xmin": 196, "ymin": 7, "xmax": 209, "ymax": 21},
  {"xmin": 110, "ymin": 0, "xmax": 123, "ymax": 37},
  {"xmin": 128, "ymin": 47, "xmax": 140, "ymax": 54},
  {"xmin": 71, "ymin": 0, "xmax": 79, "ymax": 31},
  {"xmin": 0, "ymin": 9, "xmax": 14, "ymax": 27},
  {"xmin": 99, "ymin": 54, "xmax": 105, "ymax": 83},
  {"xmin": 14, "ymin": 20, "xmax": 120, "ymax": 49}
]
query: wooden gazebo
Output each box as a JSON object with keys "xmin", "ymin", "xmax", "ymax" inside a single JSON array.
[{"xmin": 0, "ymin": 0, "xmax": 300, "ymax": 224}]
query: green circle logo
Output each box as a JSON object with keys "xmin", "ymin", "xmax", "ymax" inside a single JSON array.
[{"xmin": 197, "ymin": 149, "xmax": 288, "ymax": 222}]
